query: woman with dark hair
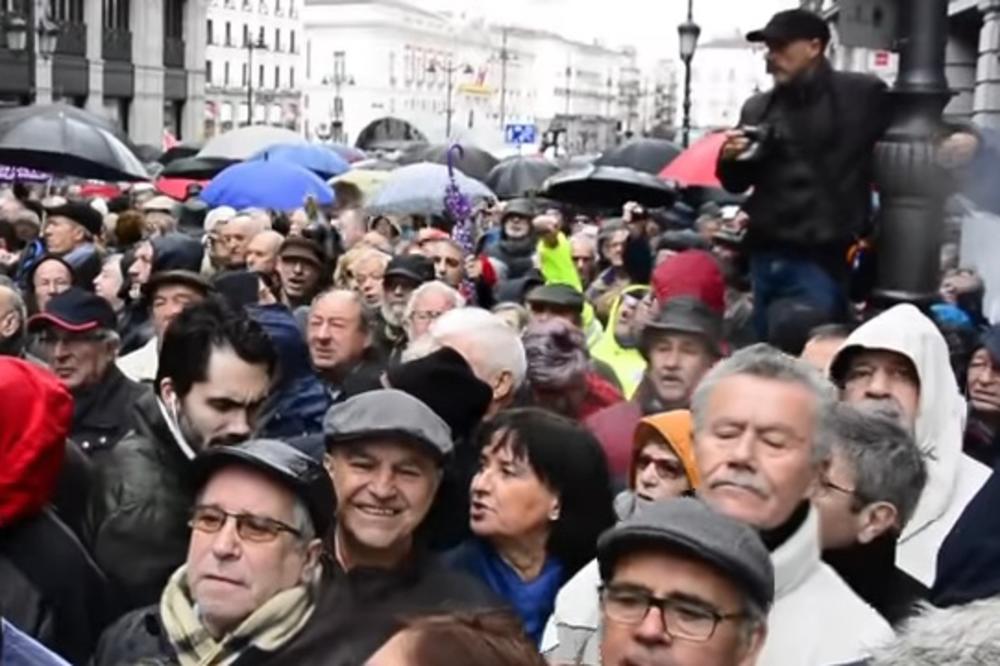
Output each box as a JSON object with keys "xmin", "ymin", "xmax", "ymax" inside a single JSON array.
[
  {"xmin": 444, "ymin": 408, "xmax": 615, "ymax": 645},
  {"xmin": 366, "ymin": 611, "xmax": 546, "ymax": 666}
]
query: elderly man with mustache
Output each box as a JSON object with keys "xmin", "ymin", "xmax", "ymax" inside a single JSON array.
[{"xmin": 692, "ymin": 344, "xmax": 893, "ymax": 666}]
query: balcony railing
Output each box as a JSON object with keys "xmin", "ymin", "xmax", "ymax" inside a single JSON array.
[
  {"xmin": 102, "ymin": 28, "xmax": 132, "ymax": 62},
  {"xmin": 55, "ymin": 22, "xmax": 86, "ymax": 57},
  {"xmin": 164, "ymin": 37, "xmax": 185, "ymax": 68}
]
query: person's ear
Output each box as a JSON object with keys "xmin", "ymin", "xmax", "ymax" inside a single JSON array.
[
  {"xmin": 0, "ymin": 310, "xmax": 17, "ymax": 337},
  {"xmin": 856, "ymin": 502, "xmax": 898, "ymax": 545},
  {"xmin": 492, "ymin": 370, "xmax": 513, "ymax": 403},
  {"xmin": 737, "ymin": 623, "xmax": 768, "ymax": 666},
  {"xmin": 548, "ymin": 495, "xmax": 562, "ymax": 522},
  {"xmin": 301, "ymin": 538, "xmax": 325, "ymax": 582},
  {"xmin": 159, "ymin": 377, "xmax": 176, "ymax": 406},
  {"xmin": 806, "ymin": 458, "xmax": 831, "ymax": 500}
]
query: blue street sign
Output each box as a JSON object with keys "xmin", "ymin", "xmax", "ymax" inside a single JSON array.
[{"xmin": 505, "ymin": 124, "xmax": 537, "ymax": 145}]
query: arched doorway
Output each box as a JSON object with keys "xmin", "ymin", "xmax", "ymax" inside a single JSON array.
[{"xmin": 355, "ymin": 117, "xmax": 427, "ymax": 151}]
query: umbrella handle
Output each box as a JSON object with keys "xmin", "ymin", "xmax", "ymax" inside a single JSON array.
[{"xmin": 446, "ymin": 143, "xmax": 464, "ymax": 180}]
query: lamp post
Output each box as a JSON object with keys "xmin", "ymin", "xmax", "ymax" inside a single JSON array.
[
  {"xmin": 428, "ymin": 59, "xmax": 473, "ymax": 139},
  {"xmin": 677, "ymin": 0, "xmax": 701, "ymax": 148},
  {"xmin": 3, "ymin": 5, "xmax": 60, "ymax": 104},
  {"xmin": 246, "ymin": 34, "xmax": 267, "ymax": 126},
  {"xmin": 871, "ymin": 0, "xmax": 951, "ymax": 306}
]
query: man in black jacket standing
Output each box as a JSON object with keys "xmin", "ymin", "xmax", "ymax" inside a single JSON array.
[{"xmin": 717, "ymin": 9, "xmax": 890, "ymax": 340}]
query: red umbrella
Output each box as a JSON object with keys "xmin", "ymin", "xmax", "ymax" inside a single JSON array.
[
  {"xmin": 155, "ymin": 176, "xmax": 206, "ymax": 201},
  {"xmin": 658, "ymin": 132, "xmax": 727, "ymax": 189}
]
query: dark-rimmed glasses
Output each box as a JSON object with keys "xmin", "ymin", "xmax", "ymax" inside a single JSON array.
[{"xmin": 600, "ymin": 584, "xmax": 747, "ymax": 642}]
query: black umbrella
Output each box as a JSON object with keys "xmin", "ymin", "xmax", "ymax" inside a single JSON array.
[
  {"xmin": 0, "ymin": 103, "xmax": 138, "ymax": 153},
  {"xmin": 159, "ymin": 155, "xmax": 236, "ymax": 179},
  {"xmin": 485, "ymin": 156, "xmax": 559, "ymax": 199},
  {"xmin": 595, "ymin": 138, "xmax": 682, "ymax": 175},
  {"xmin": 134, "ymin": 143, "xmax": 163, "ymax": 163},
  {"xmin": 0, "ymin": 107, "xmax": 149, "ymax": 181},
  {"xmin": 401, "ymin": 143, "xmax": 499, "ymax": 182},
  {"xmin": 541, "ymin": 165, "xmax": 677, "ymax": 208},
  {"xmin": 158, "ymin": 142, "xmax": 201, "ymax": 165}
]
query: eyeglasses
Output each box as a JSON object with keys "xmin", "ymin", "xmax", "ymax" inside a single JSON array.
[
  {"xmin": 189, "ymin": 505, "xmax": 302, "ymax": 543},
  {"xmin": 635, "ymin": 453, "xmax": 686, "ymax": 481},
  {"xmin": 600, "ymin": 584, "xmax": 746, "ymax": 643},
  {"xmin": 37, "ymin": 331, "xmax": 104, "ymax": 346}
]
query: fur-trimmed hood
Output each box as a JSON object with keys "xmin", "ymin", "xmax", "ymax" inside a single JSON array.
[{"xmin": 867, "ymin": 597, "xmax": 1000, "ymax": 665}]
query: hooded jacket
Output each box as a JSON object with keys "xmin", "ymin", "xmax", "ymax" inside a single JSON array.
[
  {"xmin": 0, "ymin": 358, "xmax": 115, "ymax": 663},
  {"xmin": 589, "ymin": 285, "xmax": 649, "ymax": 398},
  {"xmin": 830, "ymin": 304, "xmax": 990, "ymax": 587},
  {"xmin": 249, "ymin": 304, "xmax": 331, "ymax": 439},
  {"xmin": 541, "ymin": 410, "xmax": 698, "ymax": 664}
]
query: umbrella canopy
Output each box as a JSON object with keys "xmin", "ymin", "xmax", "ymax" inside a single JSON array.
[
  {"xmin": 327, "ymin": 143, "xmax": 367, "ymax": 163},
  {"xmin": 251, "ymin": 142, "xmax": 350, "ymax": 179},
  {"xmin": 134, "ymin": 143, "xmax": 163, "ymax": 163},
  {"xmin": 401, "ymin": 143, "xmax": 499, "ymax": 182},
  {"xmin": 159, "ymin": 155, "xmax": 235, "ymax": 179},
  {"xmin": 542, "ymin": 165, "xmax": 677, "ymax": 208},
  {"xmin": 485, "ymin": 156, "xmax": 559, "ymax": 200},
  {"xmin": 0, "ymin": 108, "xmax": 148, "ymax": 181},
  {"xmin": 658, "ymin": 132, "xmax": 727, "ymax": 189},
  {"xmin": 368, "ymin": 162, "xmax": 494, "ymax": 217},
  {"xmin": 201, "ymin": 161, "xmax": 334, "ymax": 211},
  {"xmin": 330, "ymin": 169, "xmax": 392, "ymax": 203},
  {"xmin": 0, "ymin": 103, "xmax": 139, "ymax": 154},
  {"xmin": 198, "ymin": 126, "xmax": 306, "ymax": 161},
  {"xmin": 596, "ymin": 138, "xmax": 682, "ymax": 174},
  {"xmin": 156, "ymin": 176, "xmax": 207, "ymax": 201},
  {"xmin": 158, "ymin": 142, "xmax": 201, "ymax": 165}
]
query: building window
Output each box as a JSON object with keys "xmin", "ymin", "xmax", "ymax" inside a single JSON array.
[
  {"xmin": 274, "ymin": 28, "xmax": 281, "ymax": 52},
  {"xmin": 333, "ymin": 51, "xmax": 346, "ymax": 80},
  {"xmin": 258, "ymin": 26, "xmax": 265, "ymax": 45},
  {"xmin": 259, "ymin": 64, "xmax": 265, "ymax": 88},
  {"xmin": 274, "ymin": 65, "xmax": 280, "ymax": 89},
  {"xmin": 306, "ymin": 40, "xmax": 312, "ymax": 79},
  {"xmin": 164, "ymin": 0, "xmax": 184, "ymax": 39},
  {"xmin": 242, "ymin": 63, "xmax": 248, "ymax": 86},
  {"xmin": 224, "ymin": 61, "xmax": 230, "ymax": 85},
  {"xmin": 103, "ymin": 0, "xmax": 130, "ymax": 30},
  {"xmin": 207, "ymin": 19, "xmax": 214, "ymax": 44},
  {"xmin": 275, "ymin": 0, "xmax": 282, "ymax": 12},
  {"xmin": 206, "ymin": 60, "xmax": 213, "ymax": 84},
  {"xmin": 225, "ymin": 22, "xmax": 232, "ymax": 46},
  {"xmin": 52, "ymin": 0, "xmax": 84, "ymax": 23},
  {"xmin": 389, "ymin": 52, "xmax": 396, "ymax": 85},
  {"xmin": 290, "ymin": 30, "xmax": 296, "ymax": 53},
  {"xmin": 290, "ymin": 67, "xmax": 295, "ymax": 88},
  {"xmin": 242, "ymin": 24, "xmax": 249, "ymax": 47}
]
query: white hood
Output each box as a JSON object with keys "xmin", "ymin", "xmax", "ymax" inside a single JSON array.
[{"xmin": 831, "ymin": 304, "xmax": 988, "ymax": 583}]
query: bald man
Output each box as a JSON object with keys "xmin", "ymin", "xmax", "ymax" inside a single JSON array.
[
  {"xmin": 221, "ymin": 214, "xmax": 270, "ymax": 270},
  {"xmin": 246, "ymin": 230, "xmax": 285, "ymax": 276}
]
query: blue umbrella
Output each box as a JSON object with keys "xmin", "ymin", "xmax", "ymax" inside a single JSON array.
[
  {"xmin": 251, "ymin": 142, "xmax": 351, "ymax": 179},
  {"xmin": 202, "ymin": 161, "xmax": 335, "ymax": 211},
  {"xmin": 327, "ymin": 143, "xmax": 367, "ymax": 163},
  {"xmin": 368, "ymin": 162, "xmax": 494, "ymax": 217}
]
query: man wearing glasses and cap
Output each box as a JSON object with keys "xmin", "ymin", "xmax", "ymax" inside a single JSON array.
[
  {"xmin": 717, "ymin": 9, "xmax": 890, "ymax": 340},
  {"xmin": 92, "ymin": 439, "xmax": 331, "ymax": 665},
  {"xmin": 596, "ymin": 498, "xmax": 772, "ymax": 666}
]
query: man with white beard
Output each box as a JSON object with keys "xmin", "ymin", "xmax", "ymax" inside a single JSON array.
[{"xmin": 372, "ymin": 255, "xmax": 434, "ymax": 363}]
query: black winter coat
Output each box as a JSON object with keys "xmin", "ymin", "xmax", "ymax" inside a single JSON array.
[
  {"xmin": 84, "ymin": 391, "xmax": 197, "ymax": 612},
  {"xmin": 0, "ymin": 508, "xmax": 116, "ymax": 664},
  {"xmin": 718, "ymin": 62, "xmax": 890, "ymax": 260},
  {"xmin": 70, "ymin": 366, "xmax": 151, "ymax": 462}
]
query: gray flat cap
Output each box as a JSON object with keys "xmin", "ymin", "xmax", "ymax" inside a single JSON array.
[
  {"xmin": 597, "ymin": 497, "xmax": 775, "ymax": 611},
  {"xmin": 323, "ymin": 389, "xmax": 453, "ymax": 460}
]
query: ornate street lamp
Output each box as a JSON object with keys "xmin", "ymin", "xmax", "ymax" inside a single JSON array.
[
  {"xmin": 428, "ymin": 60, "xmax": 473, "ymax": 138},
  {"xmin": 677, "ymin": 0, "xmax": 701, "ymax": 148},
  {"xmin": 4, "ymin": 15, "xmax": 27, "ymax": 52}
]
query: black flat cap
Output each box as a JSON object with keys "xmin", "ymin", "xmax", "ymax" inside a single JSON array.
[
  {"xmin": 526, "ymin": 283, "xmax": 585, "ymax": 313},
  {"xmin": 142, "ymin": 269, "xmax": 213, "ymax": 300},
  {"xmin": 747, "ymin": 9, "xmax": 830, "ymax": 45},
  {"xmin": 385, "ymin": 254, "xmax": 435, "ymax": 285},
  {"xmin": 194, "ymin": 438, "xmax": 335, "ymax": 538},
  {"xmin": 43, "ymin": 199, "xmax": 104, "ymax": 236},
  {"xmin": 642, "ymin": 296, "xmax": 723, "ymax": 356}
]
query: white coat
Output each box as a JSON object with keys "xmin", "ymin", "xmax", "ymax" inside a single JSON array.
[{"xmin": 831, "ymin": 304, "xmax": 990, "ymax": 587}]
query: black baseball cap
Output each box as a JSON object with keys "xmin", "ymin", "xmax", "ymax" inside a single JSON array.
[
  {"xmin": 384, "ymin": 254, "xmax": 435, "ymax": 285},
  {"xmin": 194, "ymin": 438, "xmax": 336, "ymax": 538},
  {"xmin": 142, "ymin": 269, "xmax": 213, "ymax": 300},
  {"xmin": 28, "ymin": 286, "xmax": 117, "ymax": 333},
  {"xmin": 642, "ymin": 296, "xmax": 723, "ymax": 357},
  {"xmin": 526, "ymin": 283, "xmax": 585, "ymax": 313},
  {"xmin": 42, "ymin": 197, "xmax": 105, "ymax": 237},
  {"xmin": 747, "ymin": 9, "xmax": 830, "ymax": 46}
]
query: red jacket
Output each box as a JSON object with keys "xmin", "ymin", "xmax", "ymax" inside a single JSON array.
[{"xmin": 585, "ymin": 399, "xmax": 644, "ymax": 482}]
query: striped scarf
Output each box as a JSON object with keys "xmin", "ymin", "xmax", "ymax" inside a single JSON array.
[{"xmin": 160, "ymin": 565, "xmax": 318, "ymax": 666}]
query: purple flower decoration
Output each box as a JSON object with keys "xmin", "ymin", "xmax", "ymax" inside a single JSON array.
[{"xmin": 445, "ymin": 143, "xmax": 475, "ymax": 255}]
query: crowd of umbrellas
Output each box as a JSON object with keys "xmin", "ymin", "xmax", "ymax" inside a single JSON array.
[{"xmin": 0, "ymin": 103, "xmax": 740, "ymax": 216}]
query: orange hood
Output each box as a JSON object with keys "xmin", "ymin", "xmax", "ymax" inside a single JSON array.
[{"xmin": 630, "ymin": 409, "xmax": 699, "ymax": 489}]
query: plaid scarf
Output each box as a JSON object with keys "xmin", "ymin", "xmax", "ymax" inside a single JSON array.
[{"xmin": 160, "ymin": 565, "xmax": 318, "ymax": 666}]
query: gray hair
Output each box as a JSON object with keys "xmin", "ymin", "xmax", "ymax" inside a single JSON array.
[
  {"xmin": 0, "ymin": 275, "xmax": 27, "ymax": 330},
  {"xmin": 421, "ymin": 307, "xmax": 528, "ymax": 390},
  {"xmin": 828, "ymin": 403, "xmax": 927, "ymax": 528},
  {"xmin": 290, "ymin": 497, "xmax": 316, "ymax": 543},
  {"xmin": 310, "ymin": 288, "xmax": 376, "ymax": 335},
  {"xmin": 403, "ymin": 281, "xmax": 465, "ymax": 323},
  {"xmin": 691, "ymin": 343, "xmax": 838, "ymax": 464}
]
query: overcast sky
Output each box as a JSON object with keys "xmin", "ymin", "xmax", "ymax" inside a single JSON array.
[{"xmin": 420, "ymin": 0, "xmax": 800, "ymax": 63}]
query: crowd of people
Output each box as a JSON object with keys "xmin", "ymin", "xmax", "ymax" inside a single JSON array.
[{"xmin": 2, "ymin": 7, "xmax": 1000, "ymax": 666}]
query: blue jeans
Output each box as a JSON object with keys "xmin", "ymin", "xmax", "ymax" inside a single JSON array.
[{"xmin": 750, "ymin": 252, "xmax": 845, "ymax": 341}]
